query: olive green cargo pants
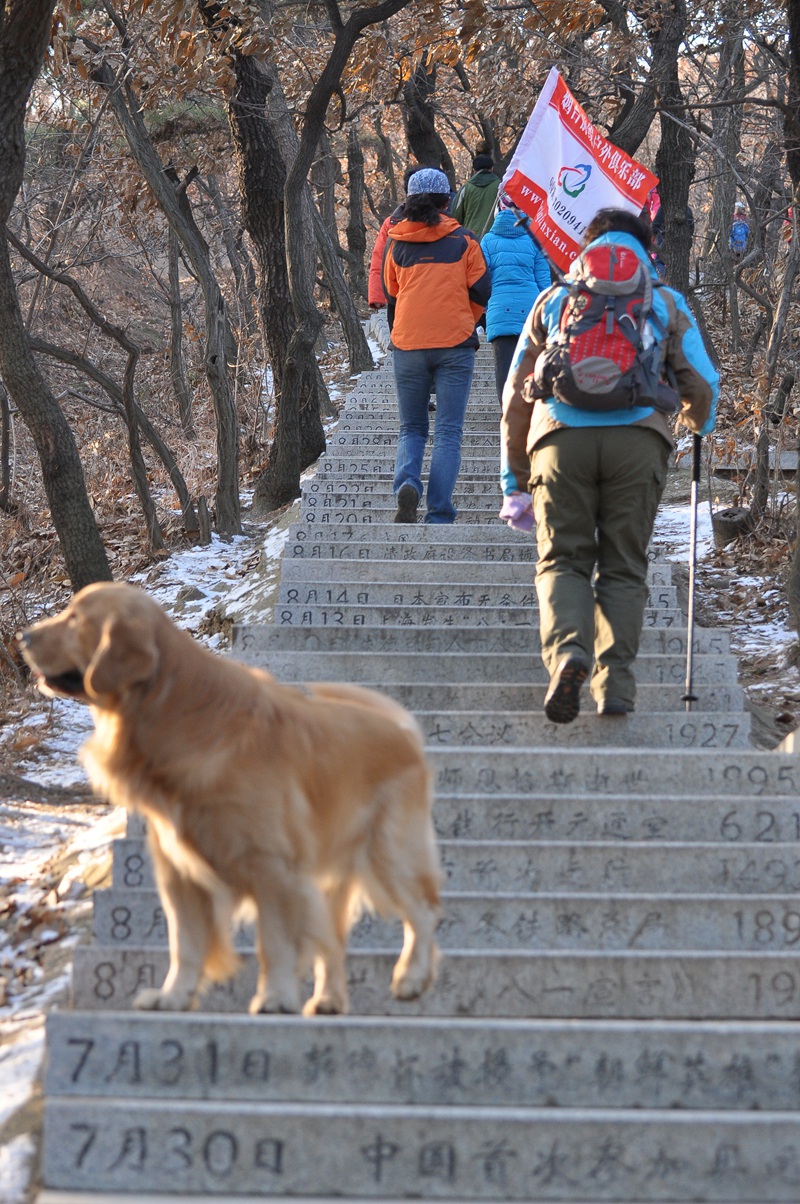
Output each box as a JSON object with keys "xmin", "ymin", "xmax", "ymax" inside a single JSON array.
[{"xmin": 529, "ymin": 425, "xmax": 670, "ymax": 709}]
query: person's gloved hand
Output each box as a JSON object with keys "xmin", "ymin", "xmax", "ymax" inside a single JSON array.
[{"xmin": 499, "ymin": 492, "xmax": 534, "ymax": 532}]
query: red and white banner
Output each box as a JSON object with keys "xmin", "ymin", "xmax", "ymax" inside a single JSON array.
[{"xmin": 502, "ymin": 69, "xmax": 658, "ymax": 272}]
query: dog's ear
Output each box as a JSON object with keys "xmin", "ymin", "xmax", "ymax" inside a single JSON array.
[{"xmin": 84, "ymin": 616, "xmax": 158, "ymax": 700}]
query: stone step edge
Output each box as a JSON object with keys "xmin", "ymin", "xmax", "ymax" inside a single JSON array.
[
  {"xmin": 44, "ymin": 1011, "xmax": 800, "ymax": 1036},
  {"xmin": 75, "ymin": 944, "xmax": 800, "ymax": 966},
  {"xmin": 95, "ymin": 886, "xmax": 800, "ymax": 904},
  {"xmin": 28, "ymin": 1197, "xmax": 763, "ymax": 1204},
  {"xmin": 42, "ymin": 1097, "xmax": 800, "ymax": 1119},
  {"xmin": 114, "ymin": 836, "xmax": 800, "ymax": 854}
]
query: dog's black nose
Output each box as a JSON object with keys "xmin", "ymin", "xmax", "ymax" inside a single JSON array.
[{"xmin": 17, "ymin": 631, "xmax": 31, "ymax": 648}]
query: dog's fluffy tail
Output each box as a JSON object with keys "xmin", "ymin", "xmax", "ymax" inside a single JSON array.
[{"xmin": 309, "ymin": 682, "xmax": 426, "ymax": 748}]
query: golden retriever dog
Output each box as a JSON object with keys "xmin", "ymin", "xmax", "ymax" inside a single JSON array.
[{"xmin": 19, "ymin": 582, "xmax": 441, "ymax": 1015}]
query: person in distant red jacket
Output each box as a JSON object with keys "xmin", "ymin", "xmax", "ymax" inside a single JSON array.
[{"xmin": 368, "ymin": 166, "xmax": 428, "ymax": 309}]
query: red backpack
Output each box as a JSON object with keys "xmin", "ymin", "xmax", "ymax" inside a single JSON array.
[{"xmin": 532, "ymin": 242, "xmax": 679, "ymax": 413}]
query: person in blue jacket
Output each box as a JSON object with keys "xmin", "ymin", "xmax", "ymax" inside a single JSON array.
[{"xmin": 480, "ymin": 195, "xmax": 551, "ymax": 404}]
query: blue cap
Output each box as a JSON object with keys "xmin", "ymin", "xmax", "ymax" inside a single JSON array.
[{"xmin": 407, "ymin": 168, "xmax": 450, "ymax": 196}]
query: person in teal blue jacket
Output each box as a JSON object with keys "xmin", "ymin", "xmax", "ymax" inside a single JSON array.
[
  {"xmin": 501, "ymin": 208, "xmax": 719, "ymax": 723},
  {"xmin": 481, "ymin": 197, "xmax": 551, "ymax": 403}
]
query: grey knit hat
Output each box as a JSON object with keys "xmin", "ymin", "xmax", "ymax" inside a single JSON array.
[{"xmin": 407, "ymin": 168, "xmax": 450, "ymax": 196}]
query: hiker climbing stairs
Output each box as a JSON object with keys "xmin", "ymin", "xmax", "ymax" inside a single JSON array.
[{"xmin": 38, "ymin": 324, "xmax": 800, "ymax": 1202}]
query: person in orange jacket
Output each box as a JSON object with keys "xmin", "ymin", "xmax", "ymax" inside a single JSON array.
[{"xmin": 382, "ymin": 167, "xmax": 491, "ymax": 524}]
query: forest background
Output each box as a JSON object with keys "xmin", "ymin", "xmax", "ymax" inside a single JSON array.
[{"xmin": 1, "ymin": 0, "xmax": 800, "ymax": 713}]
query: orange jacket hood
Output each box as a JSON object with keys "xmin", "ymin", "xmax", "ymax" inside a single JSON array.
[{"xmin": 387, "ymin": 215, "xmax": 462, "ymax": 244}]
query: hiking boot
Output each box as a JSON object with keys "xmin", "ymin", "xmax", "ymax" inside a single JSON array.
[
  {"xmin": 394, "ymin": 483, "xmax": 419, "ymax": 524},
  {"xmin": 597, "ymin": 698, "xmax": 634, "ymax": 716},
  {"xmin": 544, "ymin": 655, "xmax": 590, "ymax": 724}
]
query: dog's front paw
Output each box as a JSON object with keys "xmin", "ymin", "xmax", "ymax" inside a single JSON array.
[
  {"xmin": 133, "ymin": 988, "xmax": 192, "ymax": 1011},
  {"xmin": 391, "ymin": 964, "xmax": 435, "ymax": 1002},
  {"xmin": 248, "ymin": 993, "xmax": 300, "ymax": 1015},
  {"xmin": 303, "ymin": 993, "xmax": 347, "ymax": 1016},
  {"xmin": 391, "ymin": 976, "xmax": 423, "ymax": 1002}
]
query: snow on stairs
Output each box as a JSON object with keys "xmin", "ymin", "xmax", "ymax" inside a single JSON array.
[{"xmin": 40, "ymin": 333, "xmax": 800, "ymax": 1203}]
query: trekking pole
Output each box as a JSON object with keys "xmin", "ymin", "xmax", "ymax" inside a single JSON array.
[{"xmin": 682, "ymin": 433, "xmax": 702, "ymax": 712}]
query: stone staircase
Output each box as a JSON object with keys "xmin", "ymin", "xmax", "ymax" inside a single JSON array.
[{"xmin": 39, "ymin": 328, "xmax": 800, "ymax": 1202}]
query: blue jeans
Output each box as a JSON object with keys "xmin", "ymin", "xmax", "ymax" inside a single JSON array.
[{"xmin": 392, "ymin": 346, "xmax": 475, "ymax": 523}]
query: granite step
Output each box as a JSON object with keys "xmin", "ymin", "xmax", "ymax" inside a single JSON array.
[
  {"xmin": 302, "ymin": 491, "xmax": 503, "ymax": 510},
  {"xmin": 329, "ymin": 432, "xmax": 502, "ymax": 448},
  {"xmin": 320, "ymin": 444, "xmax": 500, "ymax": 457},
  {"xmin": 234, "ymin": 623, "xmax": 728, "ymax": 656},
  {"xmin": 297, "ymin": 506, "xmax": 512, "ymax": 524},
  {"xmin": 277, "ymin": 556, "xmax": 674, "ymax": 584},
  {"xmin": 343, "ymin": 379, "xmax": 498, "ymax": 391},
  {"xmin": 69, "ymin": 944, "xmax": 800, "ymax": 1018},
  {"xmin": 284, "ymin": 535, "xmax": 538, "ymax": 558},
  {"xmin": 362, "ymin": 681, "xmax": 747, "ymax": 713},
  {"xmin": 429, "ymin": 747, "xmax": 798, "ymax": 797},
  {"xmin": 285, "ymin": 521, "xmax": 537, "ymax": 543},
  {"xmin": 415, "ymin": 709, "xmax": 750, "ymax": 748},
  {"xmin": 313, "ymin": 457, "xmax": 516, "ymax": 474},
  {"xmin": 337, "ymin": 415, "xmax": 502, "ymax": 428},
  {"xmin": 273, "ymin": 583, "xmax": 680, "ymax": 609},
  {"xmin": 39, "ymin": 1098, "xmax": 800, "ymax": 1199},
  {"xmin": 108, "ymin": 836, "xmax": 796, "ymax": 897},
  {"xmin": 44, "ymin": 1011, "xmax": 800, "ymax": 1110},
  {"xmin": 37, "ymin": 1196, "xmax": 720, "ymax": 1204},
  {"xmin": 92, "ymin": 887, "xmax": 799, "ymax": 951},
  {"xmin": 343, "ymin": 390, "xmax": 499, "ymax": 402},
  {"xmin": 241, "ymin": 649, "xmax": 733, "ymax": 684},
  {"xmin": 303, "ymin": 480, "xmax": 504, "ymax": 498},
  {"xmin": 269, "ymin": 604, "xmax": 686, "ymax": 629},
  {"xmin": 125, "ymin": 788, "xmax": 783, "ymax": 844}
]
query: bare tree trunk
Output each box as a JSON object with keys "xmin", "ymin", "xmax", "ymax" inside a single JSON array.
[
  {"xmin": 312, "ymin": 128, "xmax": 341, "ymax": 247},
  {"xmin": 373, "ymin": 109, "xmax": 398, "ymax": 217},
  {"xmin": 168, "ymin": 229, "xmax": 195, "ymax": 438},
  {"xmin": 279, "ymin": 0, "xmax": 413, "ymax": 506},
  {"xmin": 119, "ymin": 344, "xmax": 164, "ymax": 552},
  {"xmin": 257, "ymin": 45, "xmax": 372, "ymax": 376},
  {"xmin": 0, "ymin": 240, "xmax": 112, "ymax": 585},
  {"xmin": 0, "ymin": 0, "xmax": 111, "ymax": 588},
  {"xmin": 346, "ymin": 123, "xmax": 368, "ymax": 302},
  {"xmin": 401, "ymin": 54, "xmax": 456, "ymax": 186},
  {"xmin": 765, "ymin": 242, "xmax": 800, "ymax": 392},
  {"xmin": 602, "ymin": 0, "xmax": 695, "ymax": 157},
  {"xmin": 201, "ymin": 174, "xmax": 257, "ymax": 334},
  {"xmin": 8, "ymin": 229, "xmax": 165, "ymax": 550},
  {"xmin": 653, "ymin": 0, "xmax": 695, "ymax": 298},
  {"xmin": 311, "ymin": 204, "xmax": 373, "ymax": 376},
  {"xmin": 216, "ymin": 45, "xmax": 326, "ymax": 514},
  {"xmin": 29, "ymin": 336, "xmax": 198, "ymax": 535},
  {"xmin": 749, "ymin": 424, "xmax": 771, "ymax": 523},
  {"xmin": 728, "ymin": 278, "xmax": 742, "ymax": 352},
  {"xmin": 0, "ymin": 379, "xmax": 11, "ymax": 513},
  {"xmin": 701, "ymin": 6, "xmax": 745, "ymax": 288},
  {"xmin": 752, "ymin": 138, "xmax": 786, "ymax": 271},
  {"xmin": 752, "ymin": 0, "xmax": 800, "ymax": 605},
  {"xmin": 88, "ymin": 51, "xmax": 241, "ymax": 536}
]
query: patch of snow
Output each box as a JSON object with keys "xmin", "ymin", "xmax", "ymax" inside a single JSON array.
[
  {"xmin": 12, "ymin": 699, "xmax": 93, "ymax": 788},
  {"xmin": 0, "ymin": 1132, "xmax": 36, "ymax": 1204},
  {"xmin": 0, "ymin": 1023, "xmax": 45, "ymax": 1128},
  {"xmin": 653, "ymin": 501, "xmax": 714, "ymax": 561}
]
